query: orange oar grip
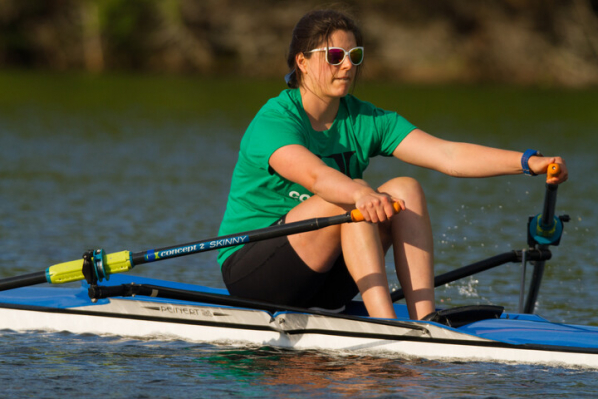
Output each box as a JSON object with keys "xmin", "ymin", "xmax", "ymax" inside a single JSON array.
[
  {"xmin": 350, "ymin": 201, "xmax": 401, "ymax": 222},
  {"xmin": 547, "ymin": 163, "xmax": 560, "ymax": 181}
]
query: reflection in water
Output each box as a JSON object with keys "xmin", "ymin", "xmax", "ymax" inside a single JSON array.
[
  {"xmin": 2, "ymin": 331, "xmax": 597, "ymax": 398},
  {"xmin": 204, "ymin": 346, "xmax": 425, "ymax": 396}
]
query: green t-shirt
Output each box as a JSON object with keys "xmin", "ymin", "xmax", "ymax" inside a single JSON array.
[{"xmin": 217, "ymin": 88, "xmax": 416, "ymax": 265}]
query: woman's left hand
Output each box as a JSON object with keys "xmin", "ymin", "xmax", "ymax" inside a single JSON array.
[{"xmin": 529, "ymin": 156, "xmax": 568, "ymax": 184}]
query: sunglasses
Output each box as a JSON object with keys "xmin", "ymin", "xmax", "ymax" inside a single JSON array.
[{"xmin": 306, "ymin": 46, "xmax": 364, "ymax": 66}]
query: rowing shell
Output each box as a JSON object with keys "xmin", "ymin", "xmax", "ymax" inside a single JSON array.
[{"xmin": 0, "ymin": 274, "xmax": 596, "ymax": 369}]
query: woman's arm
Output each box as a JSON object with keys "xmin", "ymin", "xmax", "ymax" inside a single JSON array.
[
  {"xmin": 393, "ymin": 129, "xmax": 568, "ymax": 184},
  {"xmin": 269, "ymin": 144, "xmax": 399, "ymax": 222}
]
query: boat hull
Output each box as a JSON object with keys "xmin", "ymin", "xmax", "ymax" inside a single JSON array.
[{"xmin": 0, "ymin": 275, "xmax": 597, "ymax": 368}]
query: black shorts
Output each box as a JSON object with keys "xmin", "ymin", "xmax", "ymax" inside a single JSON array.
[{"xmin": 221, "ymin": 219, "xmax": 358, "ymax": 311}]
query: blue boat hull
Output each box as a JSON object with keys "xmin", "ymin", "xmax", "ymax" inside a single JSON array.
[{"xmin": 0, "ymin": 274, "xmax": 596, "ymax": 368}]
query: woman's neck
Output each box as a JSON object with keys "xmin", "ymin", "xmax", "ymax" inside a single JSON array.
[{"xmin": 299, "ymin": 86, "xmax": 340, "ymax": 132}]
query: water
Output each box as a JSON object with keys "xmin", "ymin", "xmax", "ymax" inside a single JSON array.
[
  {"xmin": 1, "ymin": 71, "xmax": 597, "ymax": 397},
  {"xmin": 1, "ymin": 332, "xmax": 596, "ymax": 399}
]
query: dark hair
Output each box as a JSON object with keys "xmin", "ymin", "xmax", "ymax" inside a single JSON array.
[{"xmin": 285, "ymin": 9, "xmax": 363, "ymax": 88}]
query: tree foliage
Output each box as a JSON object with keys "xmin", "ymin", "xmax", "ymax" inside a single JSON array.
[{"xmin": 1, "ymin": 0, "xmax": 597, "ymax": 86}]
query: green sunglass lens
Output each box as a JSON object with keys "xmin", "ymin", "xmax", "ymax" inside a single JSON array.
[{"xmin": 350, "ymin": 48, "xmax": 363, "ymax": 65}]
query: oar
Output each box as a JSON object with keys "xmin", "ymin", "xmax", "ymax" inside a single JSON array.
[{"xmin": 0, "ymin": 202, "xmax": 401, "ymax": 291}]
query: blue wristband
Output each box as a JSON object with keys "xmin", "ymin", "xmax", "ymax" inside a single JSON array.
[{"xmin": 521, "ymin": 149, "xmax": 541, "ymax": 176}]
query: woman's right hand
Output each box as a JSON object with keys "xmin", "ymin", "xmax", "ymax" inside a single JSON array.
[{"xmin": 353, "ymin": 189, "xmax": 404, "ymax": 223}]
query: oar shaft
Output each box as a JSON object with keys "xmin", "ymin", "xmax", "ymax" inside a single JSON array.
[
  {"xmin": 1, "ymin": 203, "xmax": 401, "ymax": 291},
  {"xmin": 132, "ymin": 203, "xmax": 401, "ymax": 265},
  {"xmin": 131, "ymin": 213, "xmax": 353, "ymax": 266},
  {"xmin": 0, "ymin": 271, "xmax": 47, "ymax": 291}
]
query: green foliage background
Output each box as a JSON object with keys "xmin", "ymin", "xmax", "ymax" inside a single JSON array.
[{"xmin": 1, "ymin": 0, "xmax": 598, "ymax": 86}]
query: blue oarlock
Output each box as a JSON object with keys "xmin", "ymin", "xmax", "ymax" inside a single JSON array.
[
  {"xmin": 92, "ymin": 248, "xmax": 109, "ymax": 282},
  {"xmin": 529, "ymin": 214, "xmax": 564, "ymax": 246}
]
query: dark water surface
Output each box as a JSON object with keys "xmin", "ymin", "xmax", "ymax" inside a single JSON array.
[{"xmin": 1, "ymin": 71, "xmax": 597, "ymax": 397}]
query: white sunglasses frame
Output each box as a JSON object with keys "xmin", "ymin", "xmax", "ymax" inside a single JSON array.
[{"xmin": 306, "ymin": 46, "xmax": 364, "ymax": 66}]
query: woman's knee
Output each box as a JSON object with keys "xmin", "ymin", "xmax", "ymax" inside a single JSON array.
[{"xmin": 379, "ymin": 177, "xmax": 427, "ymax": 204}]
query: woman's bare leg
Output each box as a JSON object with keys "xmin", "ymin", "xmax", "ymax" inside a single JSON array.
[
  {"xmin": 378, "ymin": 177, "xmax": 435, "ymax": 320},
  {"xmin": 286, "ymin": 188, "xmax": 397, "ymax": 318},
  {"xmin": 341, "ymin": 220, "xmax": 397, "ymax": 318},
  {"xmin": 285, "ymin": 195, "xmax": 345, "ymax": 273},
  {"xmin": 285, "ymin": 177, "xmax": 435, "ymax": 320}
]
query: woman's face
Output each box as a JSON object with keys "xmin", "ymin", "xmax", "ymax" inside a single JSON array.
[{"xmin": 299, "ymin": 29, "xmax": 359, "ymax": 100}]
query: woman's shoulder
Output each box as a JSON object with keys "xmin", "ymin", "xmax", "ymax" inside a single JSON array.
[
  {"xmin": 342, "ymin": 94, "xmax": 385, "ymax": 116},
  {"xmin": 341, "ymin": 94, "xmax": 416, "ymax": 136},
  {"xmin": 248, "ymin": 89, "xmax": 305, "ymax": 132},
  {"xmin": 260, "ymin": 89, "xmax": 302, "ymax": 115},
  {"xmin": 242, "ymin": 89, "xmax": 306, "ymax": 145}
]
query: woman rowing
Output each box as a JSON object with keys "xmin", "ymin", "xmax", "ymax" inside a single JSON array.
[{"xmin": 217, "ymin": 9, "xmax": 568, "ymax": 320}]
